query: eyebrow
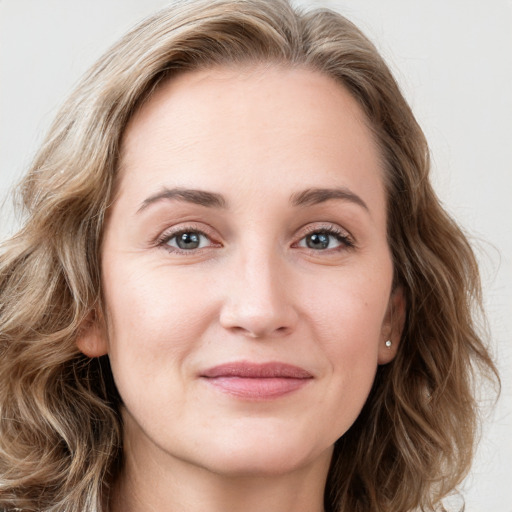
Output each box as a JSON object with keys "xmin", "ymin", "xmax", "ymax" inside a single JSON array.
[
  {"xmin": 290, "ymin": 187, "xmax": 369, "ymax": 212},
  {"xmin": 137, "ymin": 187, "xmax": 227, "ymax": 213},
  {"xmin": 137, "ymin": 185, "xmax": 368, "ymax": 214}
]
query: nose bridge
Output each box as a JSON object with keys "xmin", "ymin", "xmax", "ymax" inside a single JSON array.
[
  {"xmin": 219, "ymin": 239, "xmax": 297, "ymax": 338},
  {"xmin": 242, "ymin": 246, "xmax": 280, "ymax": 304}
]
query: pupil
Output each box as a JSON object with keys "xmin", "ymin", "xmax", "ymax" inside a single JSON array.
[
  {"xmin": 177, "ymin": 232, "xmax": 200, "ymax": 249},
  {"xmin": 307, "ymin": 232, "xmax": 329, "ymax": 249}
]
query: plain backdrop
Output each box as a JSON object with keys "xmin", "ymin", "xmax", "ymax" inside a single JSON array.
[{"xmin": 1, "ymin": 1, "xmax": 511, "ymax": 511}]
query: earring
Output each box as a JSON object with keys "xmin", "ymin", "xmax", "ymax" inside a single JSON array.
[{"xmin": 385, "ymin": 340, "xmax": 392, "ymax": 348}]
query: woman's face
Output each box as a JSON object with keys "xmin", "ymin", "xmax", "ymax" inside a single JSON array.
[{"xmin": 80, "ymin": 65, "xmax": 404, "ymax": 478}]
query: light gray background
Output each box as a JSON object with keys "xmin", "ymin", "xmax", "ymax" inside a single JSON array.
[{"xmin": 1, "ymin": 1, "xmax": 511, "ymax": 510}]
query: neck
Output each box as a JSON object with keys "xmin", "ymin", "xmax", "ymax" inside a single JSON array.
[
  {"xmin": 109, "ymin": 412, "xmax": 331, "ymax": 512},
  {"xmin": 111, "ymin": 463, "xmax": 328, "ymax": 512}
]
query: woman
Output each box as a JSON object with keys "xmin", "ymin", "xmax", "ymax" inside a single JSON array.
[{"xmin": 0, "ymin": 1, "xmax": 499, "ymax": 511}]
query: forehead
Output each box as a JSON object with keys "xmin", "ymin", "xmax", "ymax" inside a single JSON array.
[{"xmin": 117, "ymin": 64, "xmax": 385, "ymax": 216}]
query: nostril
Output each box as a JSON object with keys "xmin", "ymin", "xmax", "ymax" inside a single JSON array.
[{"xmin": 224, "ymin": 322, "xmax": 292, "ymax": 339}]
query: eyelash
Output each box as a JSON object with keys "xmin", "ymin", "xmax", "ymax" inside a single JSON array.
[
  {"xmin": 155, "ymin": 223, "xmax": 355, "ymax": 254},
  {"xmin": 294, "ymin": 224, "xmax": 355, "ymax": 251},
  {"xmin": 156, "ymin": 224, "xmax": 218, "ymax": 255}
]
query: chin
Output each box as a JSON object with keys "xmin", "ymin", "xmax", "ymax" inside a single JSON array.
[
  {"xmin": 199, "ymin": 450, "xmax": 319, "ymax": 478},
  {"xmin": 181, "ymin": 424, "xmax": 334, "ymax": 477}
]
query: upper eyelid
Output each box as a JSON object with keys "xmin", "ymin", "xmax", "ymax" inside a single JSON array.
[
  {"xmin": 293, "ymin": 223, "xmax": 356, "ymax": 249},
  {"xmin": 158, "ymin": 233, "xmax": 217, "ymax": 252},
  {"xmin": 165, "ymin": 232, "xmax": 213, "ymax": 252},
  {"xmin": 295, "ymin": 222, "xmax": 352, "ymax": 239},
  {"xmin": 299, "ymin": 224, "xmax": 347, "ymax": 234},
  {"xmin": 155, "ymin": 222, "xmax": 218, "ymax": 242},
  {"xmin": 156, "ymin": 227, "xmax": 220, "ymax": 255},
  {"xmin": 153, "ymin": 221, "xmax": 354, "ymax": 247}
]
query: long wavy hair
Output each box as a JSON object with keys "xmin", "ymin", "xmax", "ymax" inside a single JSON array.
[{"xmin": 0, "ymin": 1, "xmax": 498, "ymax": 511}]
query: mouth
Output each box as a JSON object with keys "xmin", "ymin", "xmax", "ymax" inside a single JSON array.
[{"xmin": 199, "ymin": 361, "xmax": 313, "ymax": 400}]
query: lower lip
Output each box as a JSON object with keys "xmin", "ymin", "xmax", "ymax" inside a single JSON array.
[{"xmin": 202, "ymin": 376, "xmax": 310, "ymax": 400}]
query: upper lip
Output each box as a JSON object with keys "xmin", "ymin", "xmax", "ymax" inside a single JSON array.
[{"xmin": 200, "ymin": 361, "xmax": 313, "ymax": 379}]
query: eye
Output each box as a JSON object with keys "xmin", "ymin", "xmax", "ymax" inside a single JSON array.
[
  {"xmin": 164, "ymin": 230, "xmax": 212, "ymax": 251},
  {"xmin": 296, "ymin": 228, "xmax": 353, "ymax": 251}
]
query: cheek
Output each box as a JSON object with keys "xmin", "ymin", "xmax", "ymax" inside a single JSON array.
[
  {"xmin": 318, "ymin": 297, "xmax": 381, "ymax": 387},
  {"xmin": 101, "ymin": 261, "xmax": 221, "ymax": 435},
  {"xmin": 303, "ymin": 267, "xmax": 389, "ymax": 347},
  {"xmin": 300, "ymin": 269, "xmax": 389, "ymax": 410},
  {"xmin": 312, "ymin": 305, "xmax": 382, "ymax": 439},
  {"xmin": 102, "ymin": 260, "xmax": 217, "ymax": 378}
]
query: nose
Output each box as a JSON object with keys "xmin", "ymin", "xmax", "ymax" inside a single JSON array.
[{"xmin": 219, "ymin": 250, "xmax": 299, "ymax": 339}]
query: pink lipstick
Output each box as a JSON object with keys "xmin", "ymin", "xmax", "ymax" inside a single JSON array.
[{"xmin": 200, "ymin": 362, "xmax": 313, "ymax": 400}]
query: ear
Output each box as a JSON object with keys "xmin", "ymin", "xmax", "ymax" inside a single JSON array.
[
  {"xmin": 378, "ymin": 286, "xmax": 406, "ymax": 365},
  {"xmin": 76, "ymin": 309, "xmax": 108, "ymax": 357}
]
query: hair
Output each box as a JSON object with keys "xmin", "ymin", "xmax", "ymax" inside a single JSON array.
[{"xmin": 0, "ymin": 1, "xmax": 499, "ymax": 511}]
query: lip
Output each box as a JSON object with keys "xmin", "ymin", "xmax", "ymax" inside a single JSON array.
[{"xmin": 200, "ymin": 362, "xmax": 313, "ymax": 400}]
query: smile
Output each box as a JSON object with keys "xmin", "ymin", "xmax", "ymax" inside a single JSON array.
[{"xmin": 200, "ymin": 362, "xmax": 313, "ymax": 400}]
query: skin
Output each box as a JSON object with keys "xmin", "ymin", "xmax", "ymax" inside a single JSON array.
[{"xmin": 78, "ymin": 65, "xmax": 405, "ymax": 512}]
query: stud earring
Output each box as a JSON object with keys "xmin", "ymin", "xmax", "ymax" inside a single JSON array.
[{"xmin": 385, "ymin": 340, "xmax": 392, "ymax": 348}]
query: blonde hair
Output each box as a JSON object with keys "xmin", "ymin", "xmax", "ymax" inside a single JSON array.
[{"xmin": 0, "ymin": 1, "xmax": 498, "ymax": 511}]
